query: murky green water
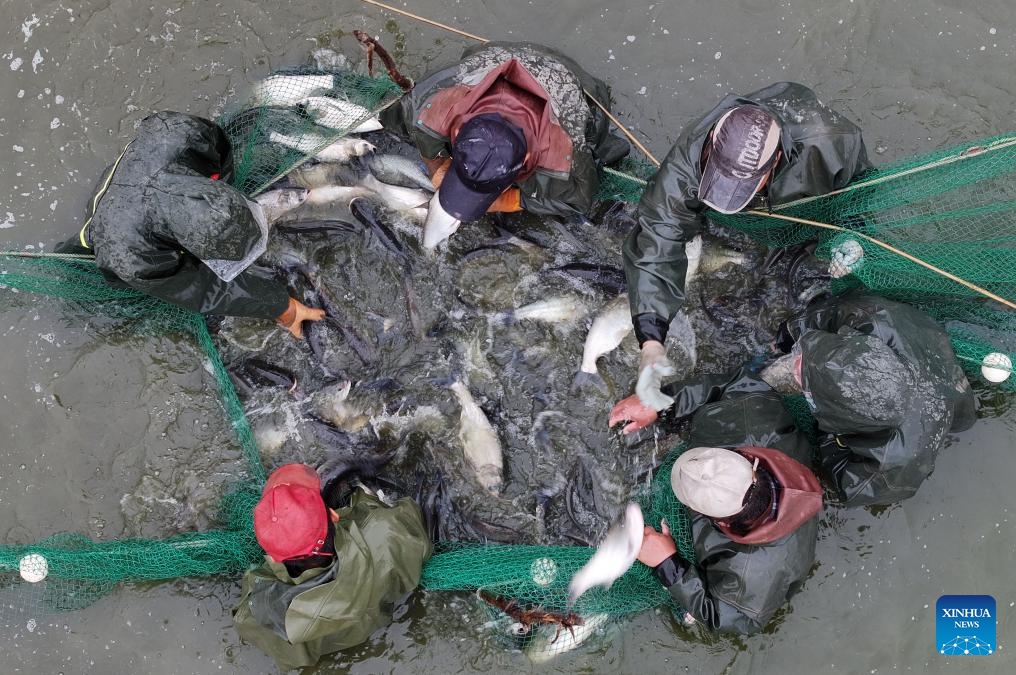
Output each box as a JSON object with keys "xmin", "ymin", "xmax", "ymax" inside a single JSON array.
[{"xmin": 1, "ymin": 1, "xmax": 1014, "ymax": 673}]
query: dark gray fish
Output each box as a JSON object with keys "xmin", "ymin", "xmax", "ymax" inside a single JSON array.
[
  {"xmin": 292, "ymin": 264, "xmax": 378, "ymax": 365},
  {"xmin": 274, "ymin": 219, "xmax": 359, "ymax": 235},
  {"xmin": 367, "ymin": 153, "xmax": 435, "ymax": 192},
  {"xmin": 415, "ymin": 471, "xmax": 449, "ymax": 542},
  {"xmin": 230, "ymin": 358, "xmax": 298, "ymax": 394},
  {"xmin": 305, "ymin": 319, "xmax": 339, "ymax": 379},
  {"xmin": 349, "ymin": 197, "xmax": 410, "ymax": 263},
  {"xmin": 317, "ymin": 430, "xmax": 407, "ymax": 509},
  {"xmin": 402, "ymin": 275, "xmax": 425, "ymax": 339},
  {"xmin": 552, "ymin": 262, "xmax": 628, "ymax": 295},
  {"xmin": 356, "ymin": 129, "xmax": 425, "ymax": 159}
]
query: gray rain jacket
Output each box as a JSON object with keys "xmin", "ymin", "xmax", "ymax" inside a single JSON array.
[
  {"xmin": 652, "ymin": 374, "xmax": 822, "ymax": 634},
  {"xmin": 381, "ymin": 42, "xmax": 630, "ymax": 218},
  {"xmin": 783, "ymin": 291, "xmax": 977, "ymax": 505},
  {"xmin": 624, "ymin": 82, "xmax": 871, "ymax": 345},
  {"xmin": 67, "ymin": 111, "xmax": 290, "ymax": 318}
]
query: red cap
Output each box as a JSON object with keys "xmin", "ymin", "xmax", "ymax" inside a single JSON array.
[{"xmin": 254, "ymin": 464, "xmax": 329, "ymax": 562}]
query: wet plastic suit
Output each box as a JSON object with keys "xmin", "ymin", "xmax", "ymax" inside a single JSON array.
[
  {"xmin": 652, "ymin": 374, "xmax": 822, "ymax": 634},
  {"xmin": 59, "ymin": 111, "xmax": 289, "ymax": 318},
  {"xmin": 232, "ymin": 491, "xmax": 432, "ymax": 671},
  {"xmin": 624, "ymin": 82, "xmax": 872, "ymax": 346},
  {"xmin": 780, "ymin": 291, "xmax": 977, "ymax": 505},
  {"xmin": 381, "ymin": 42, "xmax": 630, "ymax": 218}
]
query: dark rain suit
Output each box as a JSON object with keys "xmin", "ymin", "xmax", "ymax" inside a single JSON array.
[
  {"xmin": 381, "ymin": 42, "xmax": 630, "ymax": 218},
  {"xmin": 779, "ymin": 291, "xmax": 977, "ymax": 505},
  {"xmin": 651, "ymin": 373, "xmax": 823, "ymax": 634},
  {"xmin": 63, "ymin": 111, "xmax": 290, "ymax": 318},
  {"xmin": 232, "ymin": 491, "xmax": 432, "ymax": 672},
  {"xmin": 624, "ymin": 82, "xmax": 872, "ymax": 345}
]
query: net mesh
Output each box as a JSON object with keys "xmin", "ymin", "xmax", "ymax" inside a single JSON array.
[
  {"xmin": 419, "ymin": 443, "xmax": 696, "ymax": 658},
  {"xmin": 0, "ymin": 253, "xmax": 264, "ymax": 615},
  {"xmin": 219, "ymin": 68, "xmax": 403, "ymax": 196}
]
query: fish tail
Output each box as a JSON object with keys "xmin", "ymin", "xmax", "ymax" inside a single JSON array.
[{"xmin": 570, "ymin": 370, "xmax": 608, "ymax": 396}]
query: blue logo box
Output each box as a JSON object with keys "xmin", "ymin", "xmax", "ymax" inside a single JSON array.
[{"xmin": 936, "ymin": 595, "xmax": 996, "ymax": 656}]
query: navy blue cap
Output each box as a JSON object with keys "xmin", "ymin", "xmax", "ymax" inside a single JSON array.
[{"xmin": 438, "ymin": 113, "xmax": 527, "ymax": 222}]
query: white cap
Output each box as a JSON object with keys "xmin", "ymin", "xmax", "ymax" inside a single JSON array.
[{"xmin": 670, "ymin": 447, "xmax": 754, "ymax": 518}]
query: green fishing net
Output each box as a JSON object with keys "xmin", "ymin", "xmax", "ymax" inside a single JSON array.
[
  {"xmin": 419, "ymin": 443, "xmax": 696, "ymax": 659},
  {"xmin": 0, "ymin": 65, "xmax": 403, "ymax": 617},
  {"xmin": 598, "ymin": 135, "xmax": 1016, "ymax": 390},
  {"xmin": 219, "ymin": 68, "xmax": 403, "ymax": 196}
]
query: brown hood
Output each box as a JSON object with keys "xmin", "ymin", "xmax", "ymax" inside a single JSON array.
[
  {"xmin": 716, "ymin": 446, "xmax": 823, "ymax": 545},
  {"xmin": 417, "ymin": 59, "xmax": 574, "ymax": 177}
]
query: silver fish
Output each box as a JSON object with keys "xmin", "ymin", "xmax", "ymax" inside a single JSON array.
[
  {"xmin": 449, "ymin": 381, "xmax": 504, "ymax": 494},
  {"xmin": 284, "ymin": 162, "xmax": 362, "ymax": 190},
  {"xmin": 567, "ymin": 502, "xmax": 644, "ymax": 608},
  {"xmin": 300, "ymin": 96, "xmax": 383, "ymax": 132},
  {"xmin": 360, "ymin": 173, "xmax": 431, "ymax": 210},
  {"xmin": 684, "ymin": 233, "xmax": 748, "ymax": 287},
  {"xmin": 579, "ymin": 294, "xmax": 632, "ymax": 374},
  {"xmin": 367, "ymin": 154, "xmax": 435, "ymax": 192},
  {"xmin": 498, "ymin": 296, "xmax": 587, "ymax": 325},
  {"xmin": 524, "ymin": 612, "xmax": 612, "ymax": 663},
  {"xmin": 254, "ymin": 187, "xmax": 309, "ymax": 223},
  {"xmin": 304, "ymin": 185, "xmax": 373, "ymax": 206},
  {"xmin": 251, "ymin": 74, "xmax": 335, "ymax": 107},
  {"xmin": 308, "ymin": 380, "xmax": 369, "ymax": 433},
  {"xmin": 269, "ymin": 131, "xmax": 375, "ymax": 162},
  {"xmin": 422, "ymin": 192, "xmax": 461, "ymax": 250}
]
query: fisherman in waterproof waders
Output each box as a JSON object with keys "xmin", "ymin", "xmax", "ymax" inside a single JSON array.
[
  {"xmin": 57, "ymin": 111, "xmax": 324, "ymax": 339},
  {"xmin": 232, "ymin": 463, "xmax": 431, "ymax": 671},
  {"xmin": 381, "ymin": 42, "xmax": 631, "ymax": 250},
  {"xmin": 611, "ymin": 291, "xmax": 977, "ymax": 506},
  {"xmin": 618, "ymin": 83, "xmax": 873, "ymax": 414},
  {"xmin": 636, "ymin": 393, "xmax": 823, "ymax": 634}
]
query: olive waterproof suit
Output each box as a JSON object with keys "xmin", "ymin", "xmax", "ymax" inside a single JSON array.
[
  {"xmin": 624, "ymin": 82, "xmax": 872, "ymax": 345},
  {"xmin": 233, "ymin": 492, "xmax": 431, "ymax": 671}
]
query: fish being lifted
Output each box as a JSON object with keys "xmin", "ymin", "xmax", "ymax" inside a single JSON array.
[
  {"xmin": 448, "ymin": 381, "xmax": 504, "ymax": 494},
  {"xmin": 567, "ymin": 502, "xmax": 645, "ymax": 608}
]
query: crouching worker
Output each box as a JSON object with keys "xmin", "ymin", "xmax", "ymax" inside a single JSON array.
[
  {"xmin": 638, "ymin": 385, "xmax": 823, "ymax": 634},
  {"xmin": 381, "ymin": 42, "xmax": 630, "ymax": 249},
  {"xmin": 232, "ymin": 464, "xmax": 432, "ymax": 671},
  {"xmin": 57, "ymin": 111, "xmax": 323, "ymax": 338},
  {"xmin": 612, "ymin": 292, "xmax": 977, "ymax": 506}
]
